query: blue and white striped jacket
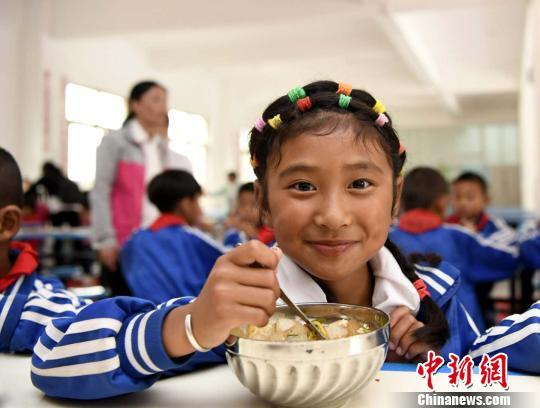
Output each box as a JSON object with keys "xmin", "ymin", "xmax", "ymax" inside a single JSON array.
[
  {"xmin": 469, "ymin": 301, "xmax": 540, "ymax": 374},
  {"xmin": 0, "ymin": 273, "xmax": 223, "ymax": 399},
  {"xmin": 121, "ymin": 220, "xmax": 226, "ymax": 304},
  {"xmin": 390, "ymin": 223, "xmax": 520, "ymax": 332},
  {"xmin": 518, "ymin": 221, "xmax": 540, "ymax": 269},
  {"xmin": 413, "ymin": 261, "xmax": 481, "ymax": 359}
]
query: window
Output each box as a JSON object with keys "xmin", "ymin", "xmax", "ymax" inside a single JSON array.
[
  {"xmin": 168, "ymin": 109, "xmax": 209, "ymax": 185},
  {"xmin": 399, "ymin": 122, "xmax": 520, "ymax": 206},
  {"xmin": 66, "ymin": 84, "xmax": 209, "ymax": 189},
  {"xmin": 65, "ymin": 83, "xmax": 126, "ymax": 189}
]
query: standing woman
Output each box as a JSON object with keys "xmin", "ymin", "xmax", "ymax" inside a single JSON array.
[{"xmin": 91, "ymin": 81, "xmax": 192, "ymax": 295}]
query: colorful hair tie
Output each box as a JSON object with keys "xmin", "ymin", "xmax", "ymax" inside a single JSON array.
[
  {"xmin": 338, "ymin": 94, "xmax": 352, "ymax": 109},
  {"xmin": 250, "ymin": 156, "xmax": 259, "ymax": 168},
  {"xmin": 413, "ymin": 278, "xmax": 431, "ymax": 300},
  {"xmin": 373, "ymin": 100, "xmax": 386, "ymax": 114},
  {"xmin": 375, "ymin": 113, "xmax": 389, "ymax": 127},
  {"xmin": 297, "ymin": 96, "xmax": 312, "ymax": 112},
  {"xmin": 268, "ymin": 114, "xmax": 283, "ymax": 130},
  {"xmin": 254, "ymin": 117, "xmax": 266, "ymax": 133},
  {"xmin": 287, "ymin": 87, "xmax": 307, "ymax": 103},
  {"xmin": 399, "ymin": 142, "xmax": 406, "ymax": 155},
  {"xmin": 336, "ymin": 82, "xmax": 352, "ymax": 96}
]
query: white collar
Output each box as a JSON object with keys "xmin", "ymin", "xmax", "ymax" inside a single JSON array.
[
  {"xmin": 276, "ymin": 246, "xmax": 420, "ymax": 315},
  {"xmin": 130, "ymin": 119, "xmax": 150, "ymax": 144}
]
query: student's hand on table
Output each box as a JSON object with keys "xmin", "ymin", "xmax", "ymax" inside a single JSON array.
[
  {"xmin": 191, "ymin": 241, "xmax": 282, "ymax": 348},
  {"xmin": 97, "ymin": 246, "xmax": 119, "ymax": 271},
  {"xmin": 387, "ymin": 306, "xmax": 431, "ymax": 363}
]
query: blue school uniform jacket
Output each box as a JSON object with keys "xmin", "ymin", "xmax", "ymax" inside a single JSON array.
[
  {"xmin": 223, "ymin": 225, "xmax": 276, "ymax": 248},
  {"xmin": 518, "ymin": 221, "xmax": 540, "ymax": 269},
  {"xmin": 469, "ymin": 301, "xmax": 540, "ymax": 374},
  {"xmin": 414, "ymin": 261, "xmax": 481, "ymax": 359},
  {"xmin": 447, "ymin": 212, "xmax": 518, "ymax": 243},
  {"xmin": 390, "ymin": 210, "xmax": 519, "ymax": 332},
  {"xmin": 1, "ymin": 245, "xmax": 224, "ymax": 399},
  {"xmin": 223, "ymin": 227, "xmax": 248, "ymax": 248},
  {"xmin": 121, "ymin": 214, "xmax": 226, "ymax": 303}
]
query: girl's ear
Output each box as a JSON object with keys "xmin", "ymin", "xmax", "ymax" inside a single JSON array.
[
  {"xmin": 254, "ymin": 180, "xmax": 273, "ymax": 228},
  {"xmin": 392, "ymin": 175, "xmax": 404, "ymax": 219},
  {"xmin": 0, "ymin": 205, "xmax": 22, "ymax": 243}
]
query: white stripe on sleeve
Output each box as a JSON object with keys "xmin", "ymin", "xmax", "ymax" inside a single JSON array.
[
  {"xmin": 469, "ymin": 323, "xmax": 540, "ymax": 359},
  {"xmin": 136, "ymin": 311, "xmax": 161, "ymax": 372},
  {"xmin": 124, "ymin": 314, "xmax": 153, "ymax": 375},
  {"xmin": 31, "ymin": 355, "xmax": 120, "ymax": 377}
]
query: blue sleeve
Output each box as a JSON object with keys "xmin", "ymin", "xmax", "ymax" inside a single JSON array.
[
  {"xmin": 223, "ymin": 228, "xmax": 246, "ymax": 248},
  {"xmin": 439, "ymin": 297, "xmax": 482, "ymax": 359},
  {"xmin": 2, "ymin": 276, "xmax": 91, "ymax": 353},
  {"xmin": 469, "ymin": 301, "xmax": 540, "ymax": 374},
  {"xmin": 30, "ymin": 296, "xmax": 225, "ymax": 399},
  {"xmin": 520, "ymin": 235, "xmax": 540, "ymax": 269},
  {"xmin": 455, "ymin": 229, "xmax": 519, "ymax": 282}
]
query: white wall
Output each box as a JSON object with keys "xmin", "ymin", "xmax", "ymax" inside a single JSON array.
[
  {"xmin": 0, "ymin": 0, "xmax": 24, "ymax": 162},
  {"xmin": 519, "ymin": 0, "xmax": 540, "ymax": 214}
]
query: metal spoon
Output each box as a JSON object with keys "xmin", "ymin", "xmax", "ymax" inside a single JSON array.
[{"xmin": 279, "ymin": 288, "xmax": 327, "ymax": 340}]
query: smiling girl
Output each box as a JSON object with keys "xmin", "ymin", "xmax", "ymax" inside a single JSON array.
[{"xmin": 248, "ymin": 80, "xmax": 479, "ymax": 361}]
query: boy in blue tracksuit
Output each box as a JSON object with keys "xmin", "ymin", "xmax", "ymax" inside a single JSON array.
[
  {"xmin": 390, "ymin": 167, "xmax": 519, "ymax": 332},
  {"xmin": 469, "ymin": 300, "xmax": 540, "ymax": 374},
  {"xmin": 223, "ymin": 182, "xmax": 275, "ymax": 247},
  {"xmin": 447, "ymin": 171, "xmax": 517, "ymax": 243},
  {"xmin": 0, "ymin": 148, "xmax": 283, "ymax": 399},
  {"xmin": 446, "ymin": 171, "xmax": 518, "ymax": 326},
  {"xmin": 519, "ymin": 220, "xmax": 540, "ymax": 269},
  {"xmin": 121, "ymin": 170, "xmax": 226, "ymax": 303}
]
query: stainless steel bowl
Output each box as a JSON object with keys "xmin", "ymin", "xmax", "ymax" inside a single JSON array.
[{"xmin": 226, "ymin": 303, "xmax": 390, "ymax": 408}]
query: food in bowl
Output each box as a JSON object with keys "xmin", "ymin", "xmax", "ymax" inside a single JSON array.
[
  {"xmin": 232, "ymin": 313, "xmax": 374, "ymax": 341},
  {"xmin": 226, "ymin": 304, "xmax": 390, "ymax": 408}
]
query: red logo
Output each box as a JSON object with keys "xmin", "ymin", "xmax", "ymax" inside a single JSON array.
[
  {"xmin": 479, "ymin": 353, "xmax": 509, "ymax": 389},
  {"xmin": 447, "ymin": 353, "xmax": 474, "ymax": 388},
  {"xmin": 416, "ymin": 352, "xmax": 509, "ymax": 391},
  {"xmin": 416, "ymin": 350, "xmax": 445, "ymax": 391}
]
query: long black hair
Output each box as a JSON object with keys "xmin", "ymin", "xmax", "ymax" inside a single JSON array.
[
  {"xmin": 123, "ymin": 80, "xmax": 166, "ymax": 125},
  {"xmin": 248, "ymin": 80, "xmax": 449, "ymax": 350}
]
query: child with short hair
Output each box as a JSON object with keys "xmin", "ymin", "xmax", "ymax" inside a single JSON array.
[
  {"xmin": 448, "ymin": 171, "xmax": 518, "ymax": 325},
  {"xmin": 223, "ymin": 182, "xmax": 275, "ymax": 247},
  {"xmin": 390, "ymin": 167, "xmax": 519, "ymax": 331},
  {"xmin": 448, "ymin": 171, "xmax": 516, "ymax": 241},
  {"xmin": 121, "ymin": 169, "xmax": 226, "ymax": 303},
  {"xmin": 0, "ymin": 147, "xmax": 281, "ymax": 399}
]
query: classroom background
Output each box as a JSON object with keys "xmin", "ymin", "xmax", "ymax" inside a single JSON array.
[{"xmin": 1, "ymin": 0, "xmax": 539, "ymax": 315}]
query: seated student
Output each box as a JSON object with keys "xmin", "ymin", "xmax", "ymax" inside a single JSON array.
[
  {"xmin": 519, "ymin": 220, "xmax": 540, "ymax": 270},
  {"xmin": 469, "ymin": 300, "xmax": 540, "ymax": 374},
  {"xmin": 390, "ymin": 167, "xmax": 519, "ymax": 332},
  {"xmin": 0, "ymin": 147, "xmax": 281, "ymax": 399},
  {"xmin": 447, "ymin": 171, "xmax": 518, "ymax": 326},
  {"xmin": 447, "ymin": 171, "xmax": 517, "ymax": 242},
  {"xmin": 223, "ymin": 182, "xmax": 275, "ymax": 247},
  {"xmin": 121, "ymin": 170, "xmax": 226, "ymax": 304}
]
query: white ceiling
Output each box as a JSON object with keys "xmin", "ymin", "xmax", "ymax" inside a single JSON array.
[{"xmin": 46, "ymin": 0, "xmax": 527, "ymax": 126}]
